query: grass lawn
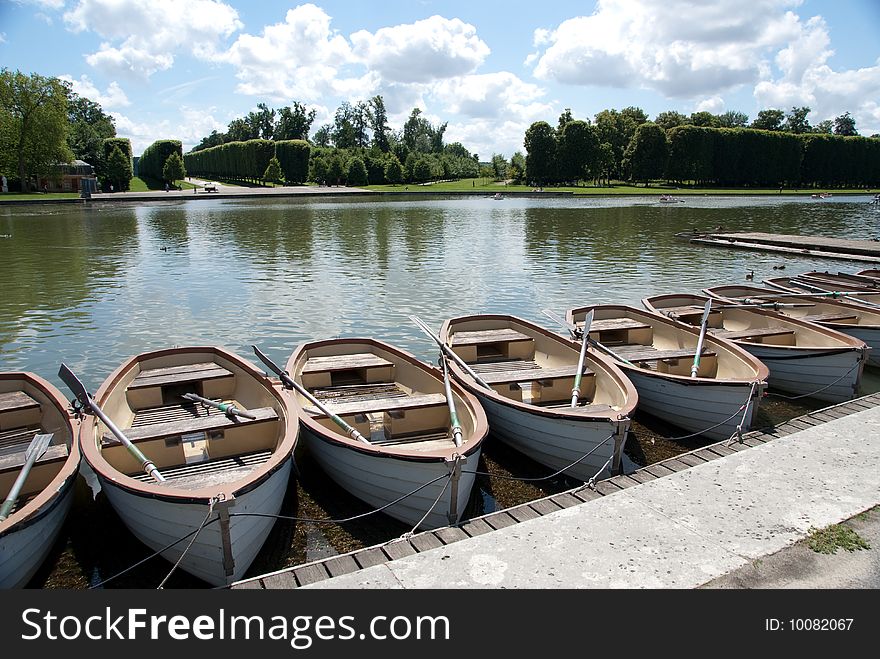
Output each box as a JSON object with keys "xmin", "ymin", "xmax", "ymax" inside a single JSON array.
[
  {"xmin": 0, "ymin": 192, "xmax": 81, "ymax": 201},
  {"xmin": 130, "ymin": 176, "xmax": 196, "ymax": 191}
]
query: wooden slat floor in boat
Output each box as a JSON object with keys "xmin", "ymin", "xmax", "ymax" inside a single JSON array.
[
  {"xmin": 128, "ymin": 450, "xmax": 274, "ymax": 490},
  {"xmin": 470, "ymin": 359, "xmax": 539, "ymax": 373},
  {"xmin": 0, "ymin": 425, "xmax": 44, "ymax": 455},
  {"xmin": 469, "ymin": 359, "xmax": 591, "ymax": 385},
  {"xmin": 372, "ymin": 430, "xmax": 453, "ymax": 451},
  {"xmin": 131, "ymin": 401, "xmax": 228, "ymax": 427}
]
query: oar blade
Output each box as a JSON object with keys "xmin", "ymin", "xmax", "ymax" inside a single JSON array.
[
  {"xmin": 58, "ymin": 363, "xmax": 90, "ymax": 406},
  {"xmin": 25, "ymin": 433, "xmax": 54, "ymax": 462}
]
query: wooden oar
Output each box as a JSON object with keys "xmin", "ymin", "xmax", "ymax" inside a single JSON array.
[
  {"xmin": 252, "ymin": 345, "xmax": 370, "ymax": 444},
  {"xmin": 181, "ymin": 393, "xmax": 256, "ymax": 420},
  {"xmin": 0, "ymin": 433, "xmax": 54, "ymax": 521},
  {"xmin": 570, "ymin": 310, "xmax": 594, "ymax": 408},
  {"xmin": 718, "ymin": 301, "xmax": 815, "ymax": 309},
  {"xmin": 690, "ymin": 300, "xmax": 713, "ymax": 378},
  {"xmin": 440, "ymin": 358, "xmax": 463, "ymax": 447},
  {"xmin": 409, "ymin": 316, "xmax": 491, "ymax": 390},
  {"xmin": 58, "ymin": 363, "xmax": 165, "ymax": 483},
  {"xmin": 790, "ymin": 280, "xmax": 880, "ymax": 309}
]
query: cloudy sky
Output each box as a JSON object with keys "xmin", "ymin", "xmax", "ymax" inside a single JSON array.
[{"xmin": 2, "ymin": 0, "xmax": 878, "ymax": 158}]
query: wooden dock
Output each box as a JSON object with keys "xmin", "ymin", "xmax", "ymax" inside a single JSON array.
[
  {"xmin": 678, "ymin": 231, "xmax": 880, "ymax": 263},
  {"xmin": 231, "ymin": 392, "xmax": 880, "ymax": 589}
]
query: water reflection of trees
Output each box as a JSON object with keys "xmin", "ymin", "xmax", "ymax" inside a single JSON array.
[{"xmin": 0, "ymin": 206, "xmax": 139, "ymax": 347}]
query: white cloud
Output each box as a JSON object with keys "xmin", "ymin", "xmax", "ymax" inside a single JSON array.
[
  {"xmin": 434, "ymin": 73, "xmax": 545, "ymax": 120},
  {"xmin": 0, "ymin": 33, "xmax": 6, "ymax": 44},
  {"xmin": 754, "ymin": 15, "xmax": 880, "ymax": 134},
  {"xmin": 350, "ymin": 15, "xmax": 490, "ymax": 84},
  {"xmin": 112, "ymin": 106, "xmax": 226, "ymax": 155},
  {"xmin": 63, "ymin": 0, "xmax": 242, "ymax": 78},
  {"xmin": 58, "ymin": 73, "xmax": 130, "ymax": 108},
  {"xmin": 695, "ymin": 96, "xmax": 725, "ymax": 113},
  {"xmin": 16, "ymin": 0, "xmax": 65, "ymax": 8},
  {"xmin": 531, "ymin": 0, "xmax": 803, "ymax": 98},
  {"xmin": 222, "ymin": 3, "xmax": 354, "ymax": 101}
]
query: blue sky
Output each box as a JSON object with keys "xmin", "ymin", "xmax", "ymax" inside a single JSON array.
[{"xmin": 1, "ymin": 0, "xmax": 878, "ymax": 158}]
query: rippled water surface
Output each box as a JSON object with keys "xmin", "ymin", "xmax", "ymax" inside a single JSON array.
[
  {"xmin": 3, "ymin": 194, "xmax": 879, "ymax": 588},
  {"xmin": 3, "ymin": 194, "xmax": 878, "ymax": 389}
]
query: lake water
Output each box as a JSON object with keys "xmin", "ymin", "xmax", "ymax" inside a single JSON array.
[{"xmin": 2, "ymin": 193, "xmax": 878, "ymax": 587}]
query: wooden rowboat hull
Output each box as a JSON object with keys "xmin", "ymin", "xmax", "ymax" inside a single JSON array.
[
  {"xmin": 735, "ymin": 344, "xmax": 864, "ymax": 403},
  {"xmin": 0, "ymin": 373, "xmax": 81, "ymax": 588},
  {"xmin": 467, "ymin": 387, "xmax": 629, "ymax": 481},
  {"xmin": 80, "ymin": 347, "xmax": 298, "ymax": 587},
  {"xmin": 301, "ymin": 425, "xmax": 480, "ymax": 529},
  {"xmin": 288, "ymin": 338, "xmax": 488, "ymax": 531},
  {"xmin": 97, "ymin": 458, "xmax": 291, "ymax": 587},
  {"xmin": 621, "ymin": 369, "xmax": 761, "ymax": 441}
]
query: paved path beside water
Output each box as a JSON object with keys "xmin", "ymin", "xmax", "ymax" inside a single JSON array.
[{"xmin": 279, "ymin": 406, "xmax": 880, "ymax": 589}]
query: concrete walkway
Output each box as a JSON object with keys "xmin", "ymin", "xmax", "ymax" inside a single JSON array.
[{"xmin": 290, "ymin": 406, "xmax": 880, "ymax": 589}]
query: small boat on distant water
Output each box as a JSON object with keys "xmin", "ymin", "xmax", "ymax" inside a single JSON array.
[
  {"xmin": 644, "ymin": 293, "xmax": 868, "ymax": 404},
  {"xmin": 705, "ymin": 283, "xmax": 880, "ymax": 366},
  {"xmin": 281, "ymin": 338, "xmax": 487, "ymax": 530},
  {"xmin": 565, "ymin": 304, "xmax": 768, "ymax": 441},
  {"xmin": 439, "ymin": 314, "xmax": 638, "ymax": 480},
  {"xmin": 0, "ymin": 372, "xmax": 81, "ymax": 589},
  {"xmin": 70, "ymin": 346, "xmax": 296, "ymax": 587}
]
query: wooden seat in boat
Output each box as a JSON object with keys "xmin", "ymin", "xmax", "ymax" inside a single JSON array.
[
  {"xmin": 0, "ymin": 439, "xmax": 68, "ymax": 474},
  {"xmin": 308, "ymin": 393, "xmax": 448, "ymax": 418},
  {"xmin": 302, "ymin": 353, "xmax": 393, "ymax": 374},
  {"xmin": 0, "ymin": 391, "xmax": 40, "ymax": 415},
  {"xmin": 450, "ymin": 328, "xmax": 532, "ymax": 346},
  {"xmin": 101, "ymin": 402, "xmax": 279, "ymax": 446},
  {"xmin": 128, "ymin": 362, "xmax": 234, "ymax": 390},
  {"xmin": 587, "ymin": 318, "xmax": 651, "ymax": 332},
  {"xmin": 301, "ymin": 353, "xmax": 395, "ymax": 388},
  {"xmin": 613, "ymin": 344, "xmax": 717, "ymax": 363},
  {"xmin": 477, "ymin": 364, "xmax": 593, "ymax": 386},
  {"xmin": 801, "ymin": 313, "xmax": 860, "ymax": 323},
  {"xmin": 712, "ymin": 327, "xmax": 796, "ymax": 340}
]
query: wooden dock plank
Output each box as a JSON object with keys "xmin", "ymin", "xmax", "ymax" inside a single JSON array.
[
  {"xmin": 435, "ymin": 526, "xmax": 469, "ymax": 544},
  {"xmin": 593, "ymin": 481, "xmax": 622, "ymax": 496},
  {"xmin": 676, "ymin": 454, "xmax": 707, "ymax": 468},
  {"xmin": 353, "ymin": 548, "xmax": 388, "ymax": 569},
  {"xmin": 383, "ymin": 540, "xmax": 417, "ymax": 561},
  {"xmin": 508, "ymin": 505, "xmax": 541, "ymax": 523},
  {"xmin": 529, "ymin": 499, "xmax": 563, "ymax": 515},
  {"xmin": 643, "ymin": 463, "xmax": 676, "ymax": 478},
  {"xmin": 609, "ymin": 474, "xmax": 641, "ymax": 489},
  {"xmin": 409, "ymin": 533, "xmax": 443, "ymax": 553},
  {"xmin": 324, "ymin": 554, "xmax": 360, "ymax": 578},
  {"xmin": 293, "ymin": 564, "xmax": 329, "ymax": 586},
  {"xmin": 549, "ymin": 492, "xmax": 583, "ymax": 508},
  {"xmin": 627, "ymin": 469, "xmax": 658, "ymax": 484},
  {"xmin": 260, "ymin": 572, "xmax": 296, "ymax": 589},
  {"xmin": 571, "ymin": 487, "xmax": 602, "ymax": 502},
  {"xmin": 458, "ymin": 518, "xmax": 494, "ymax": 537},
  {"xmin": 483, "ymin": 511, "xmax": 518, "ymax": 529}
]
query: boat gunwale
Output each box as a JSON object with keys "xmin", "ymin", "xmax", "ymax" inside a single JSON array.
[
  {"xmin": 439, "ymin": 314, "xmax": 638, "ymax": 422},
  {"xmin": 642, "ymin": 293, "xmax": 870, "ymax": 351},
  {"xmin": 0, "ymin": 372, "xmax": 81, "ymax": 538},
  {"xmin": 79, "ymin": 346, "xmax": 298, "ymax": 504},
  {"xmin": 287, "ymin": 337, "xmax": 488, "ymax": 462},
  {"xmin": 565, "ymin": 303, "xmax": 771, "ymax": 385}
]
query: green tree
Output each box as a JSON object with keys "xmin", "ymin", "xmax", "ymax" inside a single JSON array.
[
  {"xmin": 312, "ymin": 124, "xmax": 332, "ymax": 147},
  {"xmin": 557, "ymin": 108, "xmax": 574, "ymax": 132},
  {"xmin": 346, "ymin": 157, "xmax": 368, "ymax": 186},
  {"xmin": 813, "ymin": 119, "xmax": 834, "ymax": 134},
  {"xmin": 689, "ymin": 111, "xmax": 718, "ymax": 127},
  {"xmin": 367, "ymin": 95, "xmax": 391, "ymax": 152},
  {"xmin": 411, "ymin": 156, "xmax": 433, "ymax": 182},
  {"xmin": 594, "ymin": 108, "xmax": 646, "ymax": 180},
  {"xmin": 751, "ymin": 109, "xmax": 785, "ymax": 131},
  {"xmin": 623, "ymin": 122, "xmax": 668, "ymax": 185},
  {"xmin": 491, "ymin": 153, "xmax": 508, "ymax": 180},
  {"xmin": 384, "ymin": 156, "xmax": 403, "ymax": 184},
  {"xmin": 784, "ymin": 106, "xmax": 812, "ymax": 133},
  {"xmin": 262, "ymin": 155, "xmax": 282, "ymax": 183},
  {"xmin": 162, "ymin": 151, "xmax": 186, "ymax": 185},
  {"xmin": 557, "ymin": 120, "xmax": 598, "ymax": 184},
  {"xmin": 508, "ymin": 151, "xmax": 526, "ymax": 183},
  {"xmin": 326, "ymin": 153, "xmax": 345, "ymax": 185},
  {"xmin": 654, "ymin": 110, "xmax": 689, "ymax": 130},
  {"xmin": 833, "ymin": 112, "xmax": 857, "ymax": 136},
  {"xmin": 67, "ymin": 94, "xmax": 115, "ymax": 175},
  {"xmin": 105, "ymin": 144, "xmax": 132, "ymax": 191},
  {"xmin": 524, "ymin": 121, "xmax": 557, "ymax": 185},
  {"xmin": 0, "ymin": 69, "xmax": 72, "ymax": 188},
  {"xmin": 275, "ymin": 102, "xmax": 316, "ymax": 141},
  {"xmin": 717, "ymin": 110, "xmax": 749, "ymax": 128}
]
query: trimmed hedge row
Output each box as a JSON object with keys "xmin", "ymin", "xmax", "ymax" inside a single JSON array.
[
  {"xmin": 102, "ymin": 138, "xmax": 132, "ymax": 190},
  {"xmin": 183, "ymin": 139, "xmax": 279, "ymax": 183},
  {"xmin": 139, "ymin": 140, "xmax": 182, "ymax": 182}
]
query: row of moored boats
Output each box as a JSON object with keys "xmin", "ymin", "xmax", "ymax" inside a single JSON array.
[{"xmin": 2, "ymin": 268, "xmax": 879, "ymax": 587}]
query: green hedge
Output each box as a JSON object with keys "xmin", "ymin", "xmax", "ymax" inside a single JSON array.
[
  {"xmin": 274, "ymin": 140, "xmax": 310, "ymax": 183},
  {"xmin": 184, "ymin": 139, "xmax": 276, "ymax": 183},
  {"xmin": 139, "ymin": 140, "xmax": 182, "ymax": 181}
]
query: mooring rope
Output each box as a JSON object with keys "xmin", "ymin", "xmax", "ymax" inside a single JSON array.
[
  {"xmin": 766, "ymin": 359, "xmax": 862, "ymax": 401},
  {"xmin": 156, "ymin": 496, "xmax": 218, "ymax": 589},
  {"xmin": 399, "ymin": 474, "xmax": 453, "ymax": 541}
]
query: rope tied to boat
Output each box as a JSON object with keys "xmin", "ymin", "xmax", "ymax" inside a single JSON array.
[
  {"xmin": 156, "ymin": 494, "xmax": 221, "ymax": 589},
  {"xmin": 462, "ymin": 431, "xmax": 617, "ymax": 483},
  {"xmin": 727, "ymin": 380, "xmax": 760, "ymax": 445},
  {"xmin": 766, "ymin": 358, "xmax": 863, "ymax": 401},
  {"xmin": 584, "ymin": 456, "xmax": 614, "ymax": 491},
  {"xmin": 401, "ymin": 471, "xmax": 454, "ymax": 540}
]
